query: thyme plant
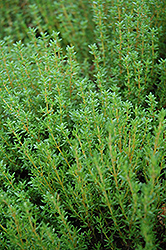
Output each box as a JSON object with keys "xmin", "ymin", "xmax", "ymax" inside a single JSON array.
[{"xmin": 0, "ymin": 0, "xmax": 166, "ymax": 249}]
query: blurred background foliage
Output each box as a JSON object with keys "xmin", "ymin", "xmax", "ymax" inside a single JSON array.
[
  {"xmin": 0, "ymin": 0, "xmax": 166, "ymax": 60},
  {"xmin": 0, "ymin": 0, "xmax": 166, "ymax": 108}
]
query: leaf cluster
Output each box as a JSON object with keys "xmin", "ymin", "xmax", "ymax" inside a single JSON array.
[{"xmin": 0, "ymin": 0, "xmax": 166, "ymax": 249}]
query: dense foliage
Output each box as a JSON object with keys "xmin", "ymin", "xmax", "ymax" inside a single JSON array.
[{"xmin": 0, "ymin": 0, "xmax": 165, "ymax": 249}]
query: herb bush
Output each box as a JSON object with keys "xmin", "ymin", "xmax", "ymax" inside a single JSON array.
[{"xmin": 0, "ymin": 0, "xmax": 166, "ymax": 249}]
